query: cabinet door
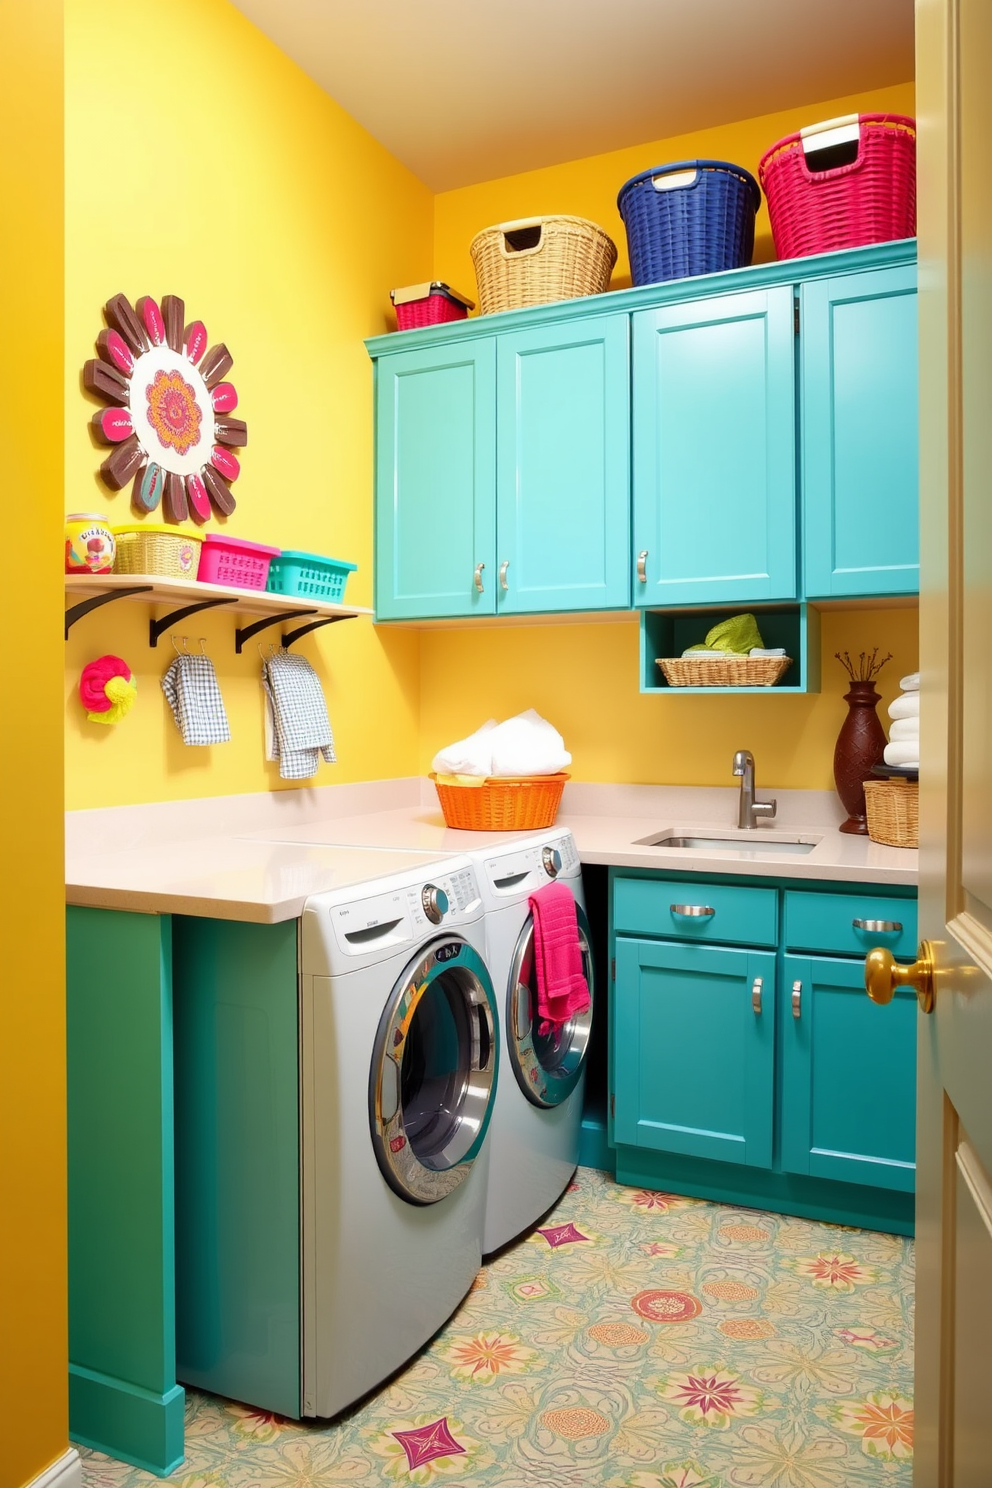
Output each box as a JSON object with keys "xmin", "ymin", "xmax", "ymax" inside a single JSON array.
[
  {"xmin": 781, "ymin": 954, "xmax": 916, "ymax": 1191},
  {"xmin": 495, "ymin": 315, "xmax": 630, "ymax": 613},
  {"xmin": 632, "ymin": 287, "xmax": 797, "ymax": 607},
  {"xmin": 802, "ymin": 265, "xmax": 919, "ymax": 598},
  {"xmin": 374, "ymin": 341, "xmax": 496, "ymax": 620},
  {"xmin": 613, "ymin": 938, "xmax": 775, "ymax": 1167}
]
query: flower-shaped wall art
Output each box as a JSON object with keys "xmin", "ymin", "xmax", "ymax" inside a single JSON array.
[{"xmin": 84, "ymin": 293, "xmax": 247, "ymax": 523}]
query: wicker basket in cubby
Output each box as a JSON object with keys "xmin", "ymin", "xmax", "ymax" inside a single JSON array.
[{"xmin": 656, "ymin": 656, "xmax": 792, "ymax": 688}]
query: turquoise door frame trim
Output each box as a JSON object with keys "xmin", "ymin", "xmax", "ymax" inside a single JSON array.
[
  {"xmin": 67, "ymin": 907, "xmax": 183, "ymax": 1477},
  {"xmin": 802, "ymin": 263, "xmax": 919, "ymax": 598},
  {"xmin": 495, "ymin": 314, "xmax": 631, "ymax": 613},
  {"xmin": 374, "ymin": 339, "xmax": 496, "ymax": 620},
  {"xmin": 632, "ymin": 286, "xmax": 797, "ymax": 607}
]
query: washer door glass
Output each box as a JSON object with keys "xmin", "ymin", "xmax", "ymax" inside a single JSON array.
[
  {"xmin": 370, "ymin": 936, "xmax": 498, "ymax": 1204},
  {"xmin": 508, "ymin": 902, "xmax": 594, "ymax": 1108}
]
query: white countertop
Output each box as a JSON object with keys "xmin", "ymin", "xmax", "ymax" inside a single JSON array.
[{"xmin": 66, "ymin": 777, "xmax": 917, "ymax": 923}]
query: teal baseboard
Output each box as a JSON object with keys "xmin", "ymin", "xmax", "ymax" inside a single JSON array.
[
  {"xmin": 69, "ymin": 1364, "xmax": 185, "ymax": 1476},
  {"xmin": 578, "ymin": 1117, "xmax": 614, "ymax": 1175},
  {"xmin": 614, "ymin": 1145, "xmax": 915, "ymax": 1235}
]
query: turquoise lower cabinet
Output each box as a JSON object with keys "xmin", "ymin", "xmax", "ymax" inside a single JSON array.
[
  {"xmin": 613, "ymin": 939, "xmax": 775, "ymax": 1167},
  {"xmin": 374, "ymin": 338, "xmax": 496, "ymax": 620},
  {"xmin": 781, "ymin": 954, "xmax": 917, "ymax": 1192},
  {"xmin": 495, "ymin": 315, "xmax": 630, "ymax": 613},
  {"xmin": 802, "ymin": 263, "xmax": 919, "ymax": 598},
  {"xmin": 632, "ymin": 286, "xmax": 797, "ymax": 607}
]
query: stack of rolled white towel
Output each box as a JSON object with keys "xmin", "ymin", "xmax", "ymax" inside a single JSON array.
[
  {"xmin": 431, "ymin": 709, "xmax": 571, "ymax": 779},
  {"xmin": 883, "ymin": 672, "xmax": 919, "ymax": 770}
]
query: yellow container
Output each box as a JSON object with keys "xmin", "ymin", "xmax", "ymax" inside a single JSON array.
[
  {"xmin": 113, "ymin": 523, "xmax": 203, "ymax": 579},
  {"xmin": 65, "ymin": 513, "xmax": 115, "ymax": 573}
]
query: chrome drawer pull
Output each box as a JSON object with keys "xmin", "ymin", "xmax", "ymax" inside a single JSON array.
[
  {"xmin": 792, "ymin": 979, "xmax": 802, "ymax": 1018},
  {"xmin": 473, "ymin": 562, "xmax": 485, "ymax": 593},
  {"xmin": 637, "ymin": 549, "xmax": 648, "ymax": 582},
  {"xmin": 751, "ymin": 976, "xmax": 763, "ymax": 1014},
  {"xmin": 853, "ymin": 918, "xmax": 903, "ymax": 933},
  {"xmin": 670, "ymin": 904, "xmax": 715, "ymax": 917},
  {"xmin": 499, "ymin": 560, "xmax": 510, "ymax": 591}
]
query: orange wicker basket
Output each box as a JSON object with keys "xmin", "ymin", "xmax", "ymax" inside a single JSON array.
[{"xmin": 430, "ymin": 773, "xmax": 569, "ymax": 831}]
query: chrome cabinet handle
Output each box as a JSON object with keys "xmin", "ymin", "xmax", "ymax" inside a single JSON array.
[
  {"xmin": 473, "ymin": 562, "xmax": 485, "ymax": 593},
  {"xmin": 751, "ymin": 976, "xmax": 763, "ymax": 1014},
  {"xmin": 637, "ymin": 549, "xmax": 648, "ymax": 582},
  {"xmin": 792, "ymin": 979, "xmax": 802, "ymax": 1018},
  {"xmin": 853, "ymin": 918, "xmax": 903, "ymax": 933},
  {"xmin": 499, "ymin": 560, "xmax": 509, "ymax": 591},
  {"xmin": 670, "ymin": 904, "xmax": 715, "ymax": 918}
]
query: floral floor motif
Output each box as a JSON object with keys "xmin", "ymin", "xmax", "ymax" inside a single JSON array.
[{"xmin": 80, "ymin": 1167, "xmax": 914, "ymax": 1488}]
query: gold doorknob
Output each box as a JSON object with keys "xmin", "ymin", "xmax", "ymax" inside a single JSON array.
[{"xmin": 865, "ymin": 941, "xmax": 935, "ymax": 1014}]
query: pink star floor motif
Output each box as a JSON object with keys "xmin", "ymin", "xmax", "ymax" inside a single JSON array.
[
  {"xmin": 537, "ymin": 1221, "xmax": 589, "ymax": 1248},
  {"xmin": 391, "ymin": 1417, "xmax": 466, "ymax": 1470}
]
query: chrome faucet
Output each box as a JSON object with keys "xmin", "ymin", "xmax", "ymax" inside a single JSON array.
[{"xmin": 733, "ymin": 749, "xmax": 777, "ymax": 830}]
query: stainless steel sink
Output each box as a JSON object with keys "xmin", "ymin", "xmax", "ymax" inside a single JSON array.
[{"xmin": 637, "ymin": 832, "xmax": 819, "ymax": 856}]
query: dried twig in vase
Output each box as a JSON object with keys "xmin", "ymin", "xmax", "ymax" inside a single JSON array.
[{"xmin": 835, "ymin": 648, "xmax": 893, "ymax": 683}]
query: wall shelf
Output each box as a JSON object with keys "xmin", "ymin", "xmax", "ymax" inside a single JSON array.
[
  {"xmin": 639, "ymin": 603, "xmax": 821, "ymax": 694},
  {"xmin": 64, "ymin": 574, "xmax": 370, "ymax": 648}
]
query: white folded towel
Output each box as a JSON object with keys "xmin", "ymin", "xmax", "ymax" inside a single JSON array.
[
  {"xmin": 899, "ymin": 671, "xmax": 920, "ymax": 692},
  {"xmin": 888, "ymin": 692, "xmax": 920, "ymax": 720},
  {"xmin": 489, "ymin": 709, "xmax": 571, "ymax": 777},
  {"xmin": 431, "ymin": 719, "xmax": 497, "ymax": 776},
  {"xmin": 884, "ymin": 740, "xmax": 920, "ymax": 767},
  {"xmin": 889, "ymin": 717, "xmax": 920, "ymax": 742},
  {"xmin": 749, "ymin": 647, "xmax": 786, "ymax": 657}
]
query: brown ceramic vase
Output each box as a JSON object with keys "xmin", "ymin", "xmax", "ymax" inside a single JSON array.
[{"xmin": 834, "ymin": 679, "xmax": 888, "ymax": 834}]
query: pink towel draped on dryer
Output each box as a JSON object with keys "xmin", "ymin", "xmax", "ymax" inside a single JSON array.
[{"xmin": 528, "ymin": 881, "xmax": 591, "ymax": 1035}]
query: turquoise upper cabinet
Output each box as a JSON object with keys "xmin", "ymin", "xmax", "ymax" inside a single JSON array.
[
  {"xmin": 495, "ymin": 316, "xmax": 630, "ymax": 613},
  {"xmin": 781, "ymin": 953, "xmax": 917, "ymax": 1191},
  {"xmin": 613, "ymin": 937, "xmax": 775, "ymax": 1168},
  {"xmin": 632, "ymin": 287, "xmax": 797, "ymax": 607},
  {"xmin": 375, "ymin": 340, "xmax": 496, "ymax": 620},
  {"xmin": 802, "ymin": 264, "xmax": 919, "ymax": 598}
]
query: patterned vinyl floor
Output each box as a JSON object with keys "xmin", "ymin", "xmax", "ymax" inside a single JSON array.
[{"xmin": 80, "ymin": 1167, "xmax": 914, "ymax": 1488}]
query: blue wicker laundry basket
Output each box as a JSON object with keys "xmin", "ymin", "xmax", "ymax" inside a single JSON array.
[{"xmin": 617, "ymin": 159, "xmax": 761, "ymax": 286}]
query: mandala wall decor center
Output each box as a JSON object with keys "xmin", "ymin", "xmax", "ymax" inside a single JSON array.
[{"xmin": 84, "ymin": 292, "xmax": 247, "ymax": 523}]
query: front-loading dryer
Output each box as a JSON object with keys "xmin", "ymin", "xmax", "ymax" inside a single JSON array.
[{"xmin": 470, "ymin": 829, "xmax": 594, "ymax": 1255}]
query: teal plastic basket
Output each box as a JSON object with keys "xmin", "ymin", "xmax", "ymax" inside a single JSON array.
[{"xmin": 265, "ymin": 550, "xmax": 357, "ymax": 602}]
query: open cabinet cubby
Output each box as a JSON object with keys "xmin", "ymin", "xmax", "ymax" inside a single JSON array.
[{"xmin": 639, "ymin": 603, "xmax": 821, "ymax": 694}]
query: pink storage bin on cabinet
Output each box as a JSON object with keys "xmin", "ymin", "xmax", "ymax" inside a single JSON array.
[{"xmin": 197, "ymin": 534, "xmax": 280, "ymax": 590}]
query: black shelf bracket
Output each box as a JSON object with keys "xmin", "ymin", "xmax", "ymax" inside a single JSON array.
[
  {"xmin": 149, "ymin": 598, "xmax": 238, "ymax": 648},
  {"xmin": 281, "ymin": 613, "xmax": 357, "ymax": 648},
  {"xmin": 234, "ymin": 608, "xmax": 318, "ymax": 654},
  {"xmin": 65, "ymin": 586, "xmax": 153, "ymax": 640}
]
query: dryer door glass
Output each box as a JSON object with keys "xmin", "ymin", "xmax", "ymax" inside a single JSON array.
[
  {"xmin": 370, "ymin": 936, "xmax": 497, "ymax": 1204},
  {"xmin": 507, "ymin": 902, "xmax": 594, "ymax": 1109}
]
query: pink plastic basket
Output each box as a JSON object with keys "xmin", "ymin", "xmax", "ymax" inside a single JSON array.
[
  {"xmin": 758, "ymin": 113, "xmax": 916, "ymax": 260},
  {"xmin": 197, "ymin": 534, "xmax": 280, "ymax": 590},
  {"xmin": 390, "ymin": 282, "xmax": 474, "ymax": 331}
]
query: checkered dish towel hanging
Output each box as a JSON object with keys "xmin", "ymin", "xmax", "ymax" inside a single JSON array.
[
  {"xmin": 161, "ymin": 654, "xmax": 231, "ymax": 746},
  {"xmin": 262, "ymin": 648, "xmax": 336, "ymax": 781}
]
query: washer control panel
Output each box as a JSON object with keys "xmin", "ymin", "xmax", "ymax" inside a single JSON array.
[
  {"xmin": 327, "ymin": 868, "xmax": 481, "ymax": 956},
  {"xmin": 483, "ymin": 832, "xmax": 579, "ymax": 898},
  {"xmin": 421, "ymin": 883, "xmax": 449, "ymax": 923},
  {"xmin": 542, "ymin": 845, "xmax": 562, "ymax": 877}
]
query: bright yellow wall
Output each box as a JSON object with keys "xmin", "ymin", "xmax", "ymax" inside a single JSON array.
[
  {"xmin": 424, "ymin": 82, "xmax": 918, "ymax": 789},
  {"xmin": 64, "ymin": 0, "xmax": 432, "ymax": 809},
  {"xmin": 434, "ymin": 80, "xmax": 916, "ymax": 293},
  {"xmin": 0, "ymin": 4, "xmax": 69, "ymax": 1485}
]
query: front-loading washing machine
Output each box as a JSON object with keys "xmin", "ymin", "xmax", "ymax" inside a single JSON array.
[
  {"xmin": 470, "ymin": 828, "xmax": 595, "ymax": 1255},
  {"xmin": 173, "ymin": 853, "xmax": 498, "ymax": 1421}
]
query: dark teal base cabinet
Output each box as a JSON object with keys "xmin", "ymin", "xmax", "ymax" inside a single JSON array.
[{"xmin": 609, "ymin": 870, "xmax": 918, "ymax": 1234}]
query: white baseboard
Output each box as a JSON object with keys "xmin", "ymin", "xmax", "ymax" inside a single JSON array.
[{"xmin": 23, "ymin": 1449, "xmax": 82, "ymax": 1488}]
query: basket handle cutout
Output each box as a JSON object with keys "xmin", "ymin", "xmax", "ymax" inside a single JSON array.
[
  {"xmin": 652, "ymin": 167, "xmax": 699, "ymax": 192},
  {"xmin": 801, "ymin": 114, "xmax": 862, "ymax": 173},
  {"xmin": 502, "ymin": 223, "xmax": 543, "ymax": 254}
]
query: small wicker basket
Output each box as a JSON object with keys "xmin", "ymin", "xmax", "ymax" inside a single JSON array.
[
  {"xmin": 469, "ymin": 216, "xmax": 617, "ymax": 315},
  {"xmin": 656, "ymin": 656, "xmax": 792, "ymax": 688},
  {"xmin": 431, "ymin": 772, "xmax": 568, "ymax": 831},
  {"xmin": 864, "ymin": 778, "xmax": 919, "ymax": 848},
  {"xmin": 113, "ymin": 523, "xmax": 203, "ymax": 579}
]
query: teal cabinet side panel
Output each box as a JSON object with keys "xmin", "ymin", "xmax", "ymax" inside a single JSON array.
[
  {"xmin": 781, "ymin": 953, "xmax": 916, "ymax": 1191},
  {"xmin": 66, "ymin": 906, "xmax": 183, "ymax": 1476},
  {"xmin": 374, "ymin": 341, "xmax": 496, "ymax": 619},
  {"xmin": 614, "ymin": 938, "xmax": 775, "ymax": 1167},
  {"xmin": 173, "ymin": 917, "xmax": 301, "ymax": 1419},
  {"xmin": 495, "ymin": 314, "xmax": 630, "ymax": 613},
  {"xmin": 632, "ymin": 286, "xmax": 797, "ymax": 607},
  {"xmin": 802, "ymin": 265, "xmax": 919, "ymax": 598}
]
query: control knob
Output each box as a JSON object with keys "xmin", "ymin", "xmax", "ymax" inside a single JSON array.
[
  {"xmin": 542, "ymin": 846, "xmax": 562, "ymax": 877},
  {"xmin": 421, "ymin": 883, "xmax": 449, "ymax": 924}
]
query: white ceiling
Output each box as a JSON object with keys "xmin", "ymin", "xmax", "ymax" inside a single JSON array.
[{"xmin": 230, "ymin": 0, "xmax": 915, "ymax": 192}]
